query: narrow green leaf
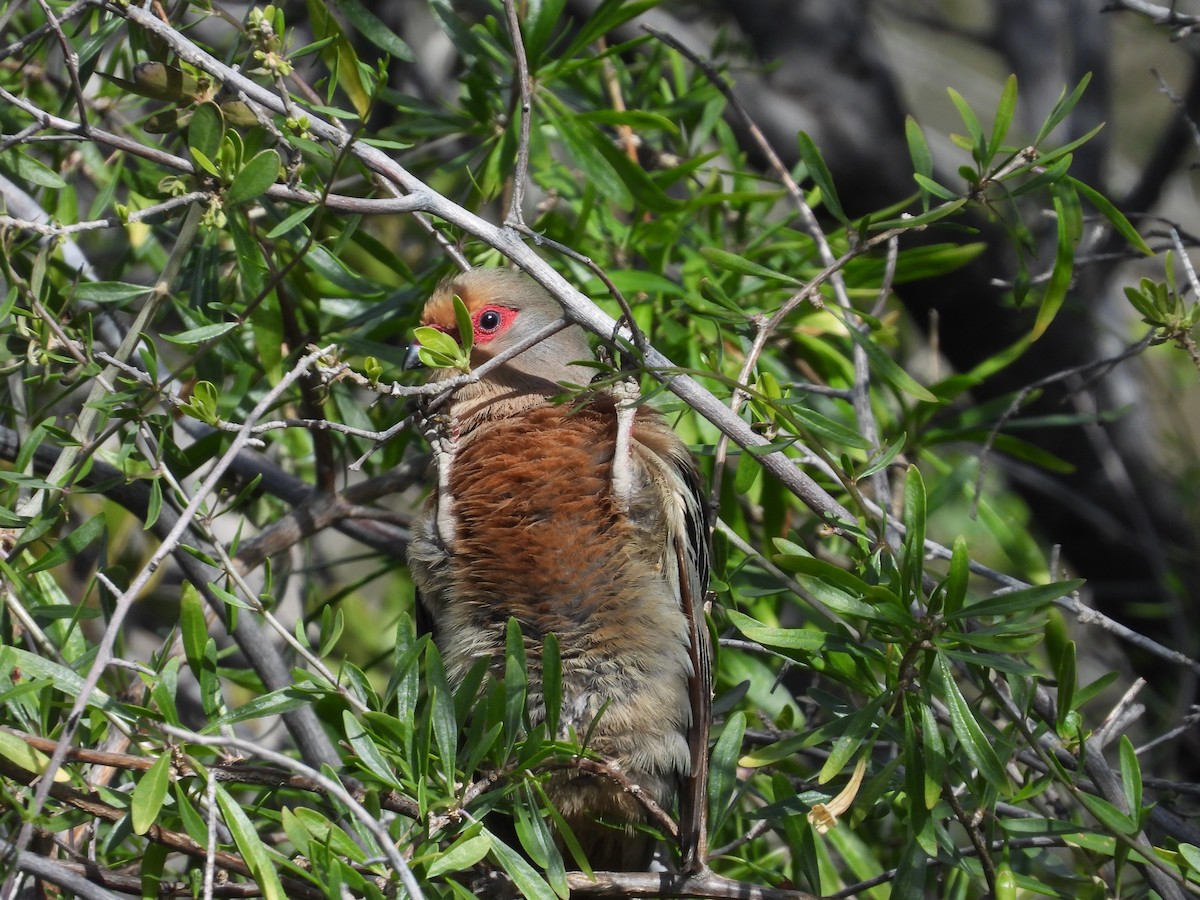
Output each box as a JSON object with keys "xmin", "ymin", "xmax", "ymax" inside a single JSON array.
[
  {"xmin": 21, "ymin": 515, "xmax": 104, "ymax": 574},
  {"xmin": 215, "ymin": 783, "xmax": 287, "ymax": 900},
  {"xmin": 913, "ymin": 172, "xmax": 960, "ymax": 202},
  {"xmin": 73, "ymin": 281, "xmax": 149, "ymax": 304},
  {"xmin": 988, "ymin": 75, "xmax": 1018, "ymax": 162},
  {"xmin": 919, "ymin": 701, "xmax": 944, "ymax": 810},
  {"xmin": 941, "ymin": 535, "xmax": 970, "ymax": 617},
  {"xmin": 945, "ymin": 578, "xmax": 1084, "ymax": 621},
  {"xmin": 1, "ymin": 646, "xmax": 113, "ymax": 710},
  {"xmin": 163, "ymin": 323, "xmax": 239, "ymax": 346},
  {"xmin": 872, "ymin": 196, "xmax": 968, "ymax": 230},
  {"xmin": 524, "ymin": 0, "xmax": 567, "ymax": 64},
  {"xmin": 425, "ymin": 641, "xmax": 458, "ymax": 784},
  {"xmin": 1035, "ymin": 73, "xmax": 1092, "ymax": 145},
  {"xmin": 452, "ymin": 294, "xmax": 474, "ymax": 357},
  {"xmin": 698, "ymin": 247, "xmax": 801, "ymax": 284},
  {"xmin": 204, "ymin": 688, "xmax": 307, "ymax": 729},
  {"xmin": 858, "ymin": 433, "xmax": 906, "ymax": 480},
  {"xmin": 843, "ymin": 323, "xmax": 938, "ymax": 402},
  {"xmin": 1055, "ymin": 640, "xmax": 1076, "ymax": 734},
  {"xmin": 1118, "ymin": 735, "xmax": 1142, "ymax": 820},
  {"xmin": 343, "ymin": 712, "xmax": 402, "ymax": 789},
  {"xmin": 503, "ymin": 617, "xmax": 528, "ymax": 748},
  {"xmin": 797, "ymin": 132, "xmax": 847, "ymax": 224},
  {"xmin": 333, "ymin": 0, "xmax": 413, "ymax": 59},
  {"xmin": 905, "ymin": 115, "xmax": 933, "ymax": 181},
  {"xmin": 542, "ymin": 631, "xmax": 562, "ymax": 738},
  {"xmin": 1070, "ymin": 177, "xmax": 1152, "ymax": 255},
  {"xmin": 0, "ymin": 730, "xmax": 61, "ymax": 780},
  {"xmin": 819, "ymin": 692, "xmax": 888, "ymax": 783},
  {"xmin": 265, "ymin": 205, "xmax": 316, "ymax": 239},
  {"xmin": 708, "ymin": 711, "xmax": 746, "ymax": 828},
  {"xmin": 131, "ymin": 753, "xmax": 171, "ymax": 835},
  {"xmin": 487, "ymin": 828, "xmax": 558, "ymax": 900},
  {"xmin": 1076, "ymin": 790, "xmax": 1136, "ymax": 835},
  {"xmin": 179, "ymin": 585, "xmax": 208, "ymax": 674},
  {"xmin": 789, "ymin": 407, "xmax": 874, "ymax": 450},
  {"xmin": 770, "ymin": 551, "xmax": 909, "ymax": 625},
  {"xmin": 901, "ymin": 464, "xmax": 927, "ymax": 595},
  {"xmin": 427, "ymin": 834, "xmax": 493, "ymax": 878},
  {"xmin": 947, "ymin": 87, "xmax": 986, "ymax": 161},
  {"xmin": 936, "ymin": 654, "xmax": 1008, "ymax": 790}
]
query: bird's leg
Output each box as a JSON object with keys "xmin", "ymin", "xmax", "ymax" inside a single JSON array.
[
  {"xmin": 609, "ymin": 376, "xmax": 640, "ymax": 514},
  {"xmin": 418, "ymin": 407, "xmax": 459, "ymax": 549}
]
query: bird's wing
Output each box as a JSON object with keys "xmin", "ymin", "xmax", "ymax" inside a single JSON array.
[
  {"xmin": 630, "ymin": 412, "xmax": 713, "ymax": 872},
  {"xmin": 673, "ymin": 451, "xmax": 712, "ymax": 873}
]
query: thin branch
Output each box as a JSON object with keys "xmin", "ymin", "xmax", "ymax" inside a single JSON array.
[{"xmin": 502, "ymin": 0, "xmax": 532, "ymax": 228}]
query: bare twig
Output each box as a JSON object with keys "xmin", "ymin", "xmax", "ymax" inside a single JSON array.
[{"xmin": 502, "ymin": 0, "xmax": 532, "ymax": 228}]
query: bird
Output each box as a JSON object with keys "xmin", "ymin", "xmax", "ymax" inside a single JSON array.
[{"xmin": 404, "ymin": 267, "xmax": 711, "ymax": 873}]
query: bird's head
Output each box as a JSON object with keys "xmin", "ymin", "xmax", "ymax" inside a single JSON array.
[{"xmin": 405, "ymin": 268, "xmax": 595, "ymax": 424}]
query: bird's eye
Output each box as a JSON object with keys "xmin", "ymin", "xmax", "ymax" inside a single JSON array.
[{"xmin": 477, "ymin": 310, "xmax": 503, "ymax": 332}]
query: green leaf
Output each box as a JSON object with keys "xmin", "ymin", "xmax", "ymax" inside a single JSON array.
[
  {"xmin": 819, "ymin": 692, "xmax": 888, "ymax": 783},
  {"xmin": 936, "ymin": 654, "xmax": 1008, "ymax": 790},
  {"xmin": 131, "ymin": 753, "xmax": 172, "ymax": 835},
  {"xmin": 947, "ymin": 88, "xmax": 986, "ymax": 162},
  {"xmin": 163, "ymin": 323, "xmax": 239, "ymax": 346},
  {"xmin": 226, "ymin": 149, "xmax": 280, "ymax": 205},
  {"xmin": 215, "ymin": 783, "xmax": 287, "ymax": 900},
  {"xmin": 427, "ymin": 834, "xmax": 493, "ymax": 878},
  {"xmin": 204, "ymin": 688, "xmax": 308, "ymax": 729},
  {"xmin": 73, "ymin": 281, "xmax": 149, "ymax": 304},
  {"xmin": 789, "ymin": 407, "xmax": 874, "ymax": 450},
  {"xmin": 858, "ymin": 434, "xmax": 906, "ymax": 480},
  {"xmin": 988, "ymin": 75, "xmax": 1018, "ymax": 163},
  {"xmin": 265, "ymin": 205, "xmax": 316, "ymax": 239},
  {"xmin": 542, "ymin": 631, "xmax": 562, "ymax": 738},
  {"xmin": 913, "ymin": 172, "xmax": 960, "ymax": 202},
  {"xmin": 1035, "ymin": 73, "xmax": 1092, "ymax": 145},
  {"xmin": 524, "ymin": 0, "xmax": 567, "ymax": 65},
  {"xmin": 452, "ymin": 294, "xmax": 474, "ymax": 358},
  {"xmin": 941, "ymin": 535, "xmax": 970, "ymax": 617},
  {"xmin": 188, "ymin": 102, "xmax": 224, "ymax": 163},
  {"xmin": 1, "ymin": 646, "xmax": 113, "ymax": 710},
  {"xmin": 1118, "ymin": 735, "xmax": 1142, "ymax": 821},
  {"xmin": 343, "ymin": 712, "xmax": 402, "ymax": 788},
  {"xmin": 905, "ymin": 115, "xmax": 933, "ymax": 182},
  {"xmin": 558, "ymin": 0, "xmax": 659, "ymax": 63},
  {"xmin": 797, "ymin": 132, "xmax": 847, "ymax": 224},
  {"xmin": 1076, "ymin": 790, "xmax": 1136, "ymax": 835},
  {"xmin": 0, "ymin": 730, "xmax": 64, "ymax": 781},
  {"xmin": 843, "ymin": 322, "xmax": 938, "ymax": 402},
  {"xmin": 1055, "ymin": 640, "xmax": 1076, "ymax": 735},
  {"xmin": 944, "ymin": 578, "xmax": 1084, "ymax": 621},
  {"xmin": 708, "ymin": 711, "xmax": 745, "ymax": 828},
  {"xmin": 179, "ymin": 585, "xmax": 208, "ymax": 675},
  {"xmin": 21, "ymin": 514, "xmax": 104, "ymax": 575},
  {"xmin": 1069, "ymin": 177, "xmax": 1152, "ymax": 255},
  {"xmin": 698, "ymin": 247, "xmax": 802, "ymax": 284},
  {"xmin": 487, "ymin": 827, "xmax": 558, "ymax": 900},
  {"xmin": 425, "ymin": 641, "xmax": 457, "ymax": 785},
  {"xmin": 503, "ymin": 617, "xmax": 528, "ymax": 747},
  {"xmin": 901, "ymin": 464, "xmax": 927, "ymax": 595},
  {"xmin": 2, "ymin": 150, "xmax": 67, "ymax": 188},
  {"xmin": 770, "ymin": 550, "xmax": 909, "ymax": 625},
  {"xmin": 333, "ymin": 0, "xmax": 413, "ymax": 59}
]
